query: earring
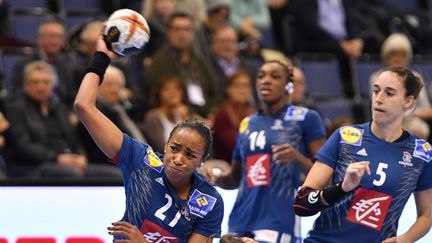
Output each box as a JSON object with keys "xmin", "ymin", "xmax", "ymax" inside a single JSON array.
[{"xmin": 285, "ymin": 82, "xmax": 294, "ymax": 94}]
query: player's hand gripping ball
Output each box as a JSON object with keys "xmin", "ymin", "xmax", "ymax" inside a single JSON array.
[{"xmin": 103, "ymin": 9, "xmax": 150, "ymax": 56}]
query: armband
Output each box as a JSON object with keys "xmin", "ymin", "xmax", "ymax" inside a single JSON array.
[
  {"xmin": 85, "ymin": 51, "xmax": 111, "ymax": 83},
  {"xmin": 294, "ymin": 183, "xmax": 350, "ymax": 217},
  {"xmin": 294, "ymin": 187, "xmax": 328, "ymax": 216},
  {"xmin": 321, "ymin": 182, "xmax": 350, "ymax": 205}
]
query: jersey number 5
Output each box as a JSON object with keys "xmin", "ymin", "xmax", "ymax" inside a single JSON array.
[
  {"xmin": 373, "ymin": 162, "xmax": 388, "ymax": 186},
  {"xmin": 155, "ymin": 194, "xmax": 182, "ymax": 227}
]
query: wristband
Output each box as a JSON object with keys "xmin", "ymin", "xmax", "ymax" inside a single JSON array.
[
  {"xmin": 85, "ymin": 51, "xmax": 111, "ymax": 83},
  {"xmin": 321, "ymin": 182, "xmax": 350, "ymax": 205}
]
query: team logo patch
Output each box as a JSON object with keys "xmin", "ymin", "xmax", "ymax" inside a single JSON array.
[
  {"xmin": 347, "ymin": 188, "xmax": 392, "ymax": 231},
  {"xmin": 284, "ymin": 106, "xmax": 308, "ymax": 121},
  {"xmin": 239, "ymin": 117, "xmax": 250, "ymax": 134},
  {"xmin": 141, "ymin": 219, "xmax": 179, "ymax": 242},
  {"xmin": 340, "ymin": 126, "xmax": 363, "ymax": 146},
  {"xmin": 399, "ymin": 151, "xmax": 413, "ymax": 167},
  {"xmin": 188, "ymin": 189, "xmax": 217, "ymax": 218},
  {"xmin": 144, "ymin": 147, "xmax": 164, "ymax": 173},
  {"xmin": 413, "ymin": 139, "xmax": 432, "ymax": 162},
  {"xmin": 246, "ymin": 153, "xmax": 271, "ymax": 187},
  {"xmin": 271, "ymin": 119, "xmax": 284, "ymax": 130}
]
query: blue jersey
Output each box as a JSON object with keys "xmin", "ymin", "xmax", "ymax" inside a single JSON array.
[
  {"xmin": 229, "ymin": 105, "xmax": 326, "ymax": 242},
  {"xmin": 113, "ymin": 134, "xmax": 224, "ymax": 242},
  {"xmin": 306, "ymin": 123, "xmax": 432, "ymax": 243}
]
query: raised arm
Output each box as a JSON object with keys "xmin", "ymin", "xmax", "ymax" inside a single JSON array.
[{"xmin": 74, "ymin": 36, "xmax": 123, "ymax": 159}]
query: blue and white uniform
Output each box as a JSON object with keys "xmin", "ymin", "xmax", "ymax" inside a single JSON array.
[
  {"xmin": 305, "ymin": 123, "xmax": 432, "ymax": 243},
  {"xmin": 229, "ymin": 105, "xmax": 326, "ymax": 243},
  {"xmin": 112, "ymin": 134, "xmax": 224, "ymax": 243}
]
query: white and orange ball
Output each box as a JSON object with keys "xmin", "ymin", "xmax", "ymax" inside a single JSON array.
[{"xmin": 103, "ymin": 9, "xmax": 150, "ymax": 56}]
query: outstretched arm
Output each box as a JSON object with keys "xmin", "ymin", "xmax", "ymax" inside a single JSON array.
[{"xmin": 74, "ymin": 36, "xmax": 123, "ymax": 159}]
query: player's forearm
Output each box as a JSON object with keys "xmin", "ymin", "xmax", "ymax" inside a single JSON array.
[
  {"xmin": 294, "ymin": 151, "xmax": 314, "ymax": 174},
  {"xmin": 399, "ymin": 215, "xmax": 432, "ymax": 242},
  {"xmin": 215, "ymin": 173, "xmax": 240, "ymax": 189}
]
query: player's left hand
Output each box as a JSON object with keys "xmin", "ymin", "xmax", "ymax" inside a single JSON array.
[
  {"xmin": 272, "ymin": 144, "xmax": 298, "ymax": 164},
  {"xmin": 108, "ymin": 221, "xmax": 148, "ymax": 243},
  {"xmin": 382, "ymin": 236, "xmax": 411, "ymax": 243}
]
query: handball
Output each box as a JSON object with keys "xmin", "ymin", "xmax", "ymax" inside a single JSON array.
[{"xmin": 103, "ymin": 9, "xmax": 150, "ymax": 56}]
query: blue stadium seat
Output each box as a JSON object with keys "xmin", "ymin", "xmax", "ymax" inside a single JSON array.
[
  {"xmin": 412, "ymin": 56, "xmax": 432, "ymax": 88},
  {"xmin": 0, "ymin": 48, "xmax": 35, "ymax": 92},
  {"xmin": 60, "ymin": 0, "xmax": 102, "ymax": 11},
  {"xmin": 9, "ymin": 8, "xmax": 56, "ymax": 44},
  {"xmin": 9, "ymin": 0, "xmax": 48, "ymax": 9},
  {"xmin": 314, "ymin": 99, "xmax": 354, "ymax": 122},
  {"xmin": 352, "ymin": 57, "xmax": 382, "ymax": 97},
  {"xmin": 295, "ymin": 54, "xmax": 344, "ymax": 99}
]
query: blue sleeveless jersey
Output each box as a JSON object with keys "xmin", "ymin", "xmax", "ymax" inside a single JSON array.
[
  {"xmin": 229, "ymin": 105, "xmax": 326, "ymax": 242},
  {"xmin": 306, "ymin": 123, "xmax": 432, "ymax": 243},
  {"xmin": 113, "ymin": 134, "xmax": 224, "ymax": 242}
]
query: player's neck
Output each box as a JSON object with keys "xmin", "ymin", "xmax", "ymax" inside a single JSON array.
[
  {"xmin": 170, "ymin": 178, "xmax": 191, "ymax": 200},
  {"xmin": 371, "ymin": 121, "xmax": 404, "ymax": 142},
  {"xmin": 262, "ymin": 100, "xmax": 287, "ymax": 115}
]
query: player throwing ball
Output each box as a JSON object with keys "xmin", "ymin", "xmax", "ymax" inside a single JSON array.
[
  {"xmin": 74, "ymin": 35, "xmax": 223, "ymax": 242},
  {"xmin": 294, "ymin": 67, "xmax": 432, "ymax": 242}
]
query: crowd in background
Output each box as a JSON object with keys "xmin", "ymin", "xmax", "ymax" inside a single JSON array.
[{"xmin": 1, "ymin": 0, "xmax": 432, "ymax": 179}]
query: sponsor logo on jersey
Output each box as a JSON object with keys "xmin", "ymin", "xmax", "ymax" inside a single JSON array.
[
  {"xmin": 271, "ymin": 119, "xmax": 284, "ymax": 130},
  {"xmin": 284, "ymin": 106, "xmax": 308, "ymax": 121},
  {"xmin": 239, "ymin": 117, "xmax": 250, "ymax": 134},
  {"xmin": 246, "ymin": 153, "xmax": 271, "ymax": 187},
  {"xmin": 356, "ymin": 148, "xmax": 368, "ymax": 156},
  {"xmin": 340, "ymin": 126, "xmax": 363, "ymax": 146},
  {"xmin": 155, "ymin": 177, "xmax": 164, "ymax": 186},
  {"xmin": 144, "ymin": 147, "xmax": 164, "ymax": 173},
  {"xmin": 413, "ymin": 139, "xmax": 432, "ymax": 162},
  {"xmin": 141, "ymin": 219, "xmax": 179, "ymax": 243},
  {"xmin": 399, "ymin": 151, "xmax": 413, "ymax": 167},
  {"xmin": 188, "ymin": 189, "xmax": 217, "ymax": 218},
  {"xmin": 347, "ymin": 188, "xmax": 392, "ymax": 231}
]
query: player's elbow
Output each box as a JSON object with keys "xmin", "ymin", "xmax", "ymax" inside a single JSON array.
[
  {"xmin": 293, "ymin": 187, "xmax": 326, "ymax": 216},
  {"xmin": 74, "ymin": 99, "xmax": 93, "ymax": 117},
  {"xmin": 293, "ymin": 204, "xmax": 319, "ymax": 216}
]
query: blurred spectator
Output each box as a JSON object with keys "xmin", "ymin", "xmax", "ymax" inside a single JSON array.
[
  {"xmin": 196, "ymin": 0, "xmax": 231, "ymax": 57},
  {"xmin": 0, "ymin": 0, "xmax": 9, "ymax": 34},
  {"xmin": 291, "ymin": 66, "xmax": 307, "ymax": 105},
  {"xmin": 175, "ymin": 0, "xmax": 206, "ymax": 27},
  {"xmin": 369, "ymin": 33, "xmax": 432, "ymax": 141},
  {"xmin": 209, "ymin": 25, "xmax": 256, "ymax": 92},
  {"xmin": 146, "ymin": 12, "xmax": 222, "ymax": 118},
  {"xmin": 229, "ymin": 0, "xmax": 271, "ymax": 39},
  {"xmin": 141, "ymin": 0, "xmax": 176, "ymax": 61},
  {"xmin": 6, "ymin": 61, "xmax": 121, "ymax": 178},
  {"xmin": 141, "ymin": 76, "xmax": 200, "ymax": 152},
  {"xmin": 78, "ymin": 65, "xmax": 146, "ymax": 163},
  {"xmin": 288, "ymin": 0, "xmax": 384, "ymax": 96},
  {"xmin": 10, "ymin": 19, "xmax": 76, "ymax": 107},
  {"xmin": 0, "ymin": 111, "xmax": 9, "ymax": 179},
  {"xmin": 212, "ymin": 70, "xmax": 255, "ymax": 162},
  {"xmin": 267, "ymin": 0, "xmax": 290, "ymax": 51}
]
